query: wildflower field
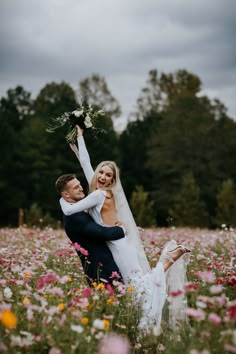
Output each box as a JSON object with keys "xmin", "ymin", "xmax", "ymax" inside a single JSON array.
[{"xmin": 0, "ymin": 227, "xmax": 235, "ymax": 354}]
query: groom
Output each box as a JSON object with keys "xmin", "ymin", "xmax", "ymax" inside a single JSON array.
[{"xmin": 56, "ymin": 174, "xmax": 125, "ymax": 285}]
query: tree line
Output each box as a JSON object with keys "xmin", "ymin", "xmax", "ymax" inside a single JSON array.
[{"xmin": 1, "ymin": 70, "xmax": 236, "ymax": 228}]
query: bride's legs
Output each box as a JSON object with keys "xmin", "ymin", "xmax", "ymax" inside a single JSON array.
[{"xmin": 162, "ymin": 245, "xmax": 190, "ymax": 272}]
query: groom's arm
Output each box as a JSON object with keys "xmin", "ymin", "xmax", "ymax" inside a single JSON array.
[
  {"xmin": 83, "ymin": 219, "xmax": 126, "ymax": 241},
  {"xmin": 65, "ymin": 212, "xmax": 125, "ymax": 242}
]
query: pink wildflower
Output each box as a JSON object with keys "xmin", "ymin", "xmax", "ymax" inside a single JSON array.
[
  {"xmin": 227, "ymin": 301, "xmax": 236, "ymax": 321},
  {"xmin": 36, "ymin": 272, "xmax": 58, "ymax": 290},
  {"xmin": 224, "ymin": 344, "xmax": 236, "ymax": 353},
  {"xmin": 109, "ymin": 271, "xmax": 121, "ymax": 279},
  {"xmin": 49, "ymin": 348, "xmax": 61, "ymax": 354},
  {"xmin": 208, "ymin": 313, "xmax": 222, "ymax": 325},
  {"xmin": 82, "ymin": 287, "xmax": 92, "ymax": 298},
  {"xmin": 198, "ymin": 271, "xmax": 215, "ymax": 283},
  {"xmin": 184, "ymin": 307, "xmax": 206, "ymax": 321},
  {"xmin": 184, "ymin": 282, "xmax": 200, "ymax": 292},
  {"xmin": 98, "ymin": 333, "xmax": 130, "ymax": 354},
  {"xmin": 169, "ymin": 290, "xmax": 183, "ymax": 297},
  {"xmin": 226, "ymin": 275, "xmax": 236, "ymax": 286},
  {"xmin": 209, "ymin": 285, "xmax": 223, "ymax": 294},
  {"xmin": 106, "ymin": 283, "xmax": 115, "ymax": 295},
  {"xmin": 55, "ymin": 249, "xmax": 74, "ymax": 257},
  {"xmin": 70, "ymin": 242, "xmax": 89, "ymax": 256}
]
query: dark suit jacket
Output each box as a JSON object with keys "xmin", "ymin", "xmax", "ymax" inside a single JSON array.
[{"xmin": 63, "ymin": 211, "xmax": 124, "ymax": 285}]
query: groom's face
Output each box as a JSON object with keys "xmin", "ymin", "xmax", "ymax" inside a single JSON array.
[{"xmin": 62, "ymin": 178, "xmax": 85, "ymax": 202}]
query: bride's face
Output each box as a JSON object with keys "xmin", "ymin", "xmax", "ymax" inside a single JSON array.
[{"xmin": 96, "ymin": 165, "xmax": 114, "ymax": 189}]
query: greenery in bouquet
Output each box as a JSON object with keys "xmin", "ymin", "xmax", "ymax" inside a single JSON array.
[{"xmin": 46, "ymin": 98, "xmax": 106, "ymax": 143}]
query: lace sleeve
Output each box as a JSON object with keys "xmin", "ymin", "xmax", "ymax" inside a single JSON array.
[
  {"xmin": 60, "ymin": 190, "xmax": 104, "ymax": 216},
  {"xmin": 77, "ymin": 136, "xmax": 94, "ymax": 184}
]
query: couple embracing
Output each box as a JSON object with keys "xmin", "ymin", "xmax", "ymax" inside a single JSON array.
[{"xmin": 56, "ymin": 126, "xmax": 190, "ymax": 332}]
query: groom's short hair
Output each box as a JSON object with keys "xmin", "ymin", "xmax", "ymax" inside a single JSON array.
[{"xmin": 55, "ymin": 174, "xmax": 76, "ymax": 194}]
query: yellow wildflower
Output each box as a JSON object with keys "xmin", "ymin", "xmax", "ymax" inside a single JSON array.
[
  {"xmin": 57, "ymin": 303, "xmax": 65, "ymax": 311},
  {"xmin": 0, "ymin": 310, "xmax": 17, "ymax": 329},
  {"xmin": 127, "ymin": 286, "xmax": 135, "ymax": 291},
  {"xmin": 67, "ymin": 276, "xmax": 72, "ymax": 283},
  {"xmin": 23, "ymin": 297, "xmax": 30, "ymax": 305},
  {"xmin": 106, "ymin": 298, "xmax": 113, "ymax": 305},
  {"xmin": 95, "ymin": 283, "xmax": 105, "ymax": 291},
  {"xmin": 81, "ymin": 317, "xmax": 89, "ymax": 325}
]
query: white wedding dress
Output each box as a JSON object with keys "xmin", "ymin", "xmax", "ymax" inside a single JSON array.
[{"xmin": 60, "ymin": 136, "xmax": 188, "ymax": 331}]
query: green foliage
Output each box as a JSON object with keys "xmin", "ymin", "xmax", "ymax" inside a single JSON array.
[
  {"xmin": 214, "ymin": 179, "xmax": 236, "ymax": 227},
  {"xmin": 130, "ymin": 185, "xmax": 156, "ymax": 227},
  {"xmin": 169, "ymin": 173, "xmax": 209, "ymax": 227},
  {"xmin": 25, "ymin": 203, "xmax": 56, "ymax": 228},
  {"xmin": 78, "ymin": 74, "xmax": 121, "ymax": 119},
  {"xmin": 134, "ymin": 68, "xmax": 201, "ymax": 119},
  {"xmin": 119, "ymin": 111, "xmax": 161, "ymax": 200}
]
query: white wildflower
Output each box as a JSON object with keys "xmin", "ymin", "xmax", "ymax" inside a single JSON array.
[
  {"xmin": 4, "ymin": 287, "xmax": 13, "ymax": 299},
  {"xmin": 93, "ymin": 318, "xmax": 104, "ymax": 330},
  {"xmin": 71, "ymin": 324, "xmax": 84, "ymax": 333},
  {"xmin": 95, "ymin": 331, "xmax": 104, "ymax": 340}
]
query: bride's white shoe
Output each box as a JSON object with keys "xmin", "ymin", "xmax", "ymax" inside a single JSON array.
[{"xmin": 164, "ymin": 245, "xmax": 191, "ymax": 265}]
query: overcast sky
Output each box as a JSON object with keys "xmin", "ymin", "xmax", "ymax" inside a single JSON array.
[{"xmin": 1, "ymin": 0, "xmax": 236, "ymax": 130}]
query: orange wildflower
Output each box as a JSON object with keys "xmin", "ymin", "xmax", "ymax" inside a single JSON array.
[
  {"xmin": 81, "ymin": 317, "xmax": 89, "ymax": 325},
  {"xmin": 127, "ymin": 286, "xmax": 135, "ymax": 291},
  {"xmin": 0, "ymin": 310, "xmax": 17, "ymax": 329},
  {"xmin": 103, "ymin": 319, "xmax": 110, "ymax": 330}
]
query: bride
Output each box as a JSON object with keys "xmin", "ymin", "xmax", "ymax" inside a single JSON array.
[{"xmin": 60, "ymin": 126, "xmax": 190, "ymax": 331}]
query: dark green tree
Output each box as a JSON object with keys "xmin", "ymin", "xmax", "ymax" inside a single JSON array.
[
  {"xmin": 146, "ymin": 92, "xmax": 231, "ymax": 225},
  {"xmin": 0, "ymin": 86, "xmax": 34, "ymax": 225},
  {"xmin": 130, "ymin": 185, "xmax": 156, "ymax": 227},
  {"xmin": 214, "ymin": 179, "xmax": 236, "ymax": 227},
  {"xmin": 169, "ymin": 173, "xmax": 209, "ymax": 227},
  {"xmin": 133, "ymin": 69, "xmax": 201, "ymax": 119},
  {"xmin": 119, "ymin": 111, "xmax": 162, "ymax": 200}
]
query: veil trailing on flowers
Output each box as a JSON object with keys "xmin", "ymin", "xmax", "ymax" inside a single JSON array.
[
  {"xmin": 114, "ymin": 180, "xmax": 151, "ymax": 274},
  {"xmin": 114, "ymin": 181, "xmax": 189, "ymax": 327}
]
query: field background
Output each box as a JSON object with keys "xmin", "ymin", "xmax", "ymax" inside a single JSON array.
[{"xmin": 0, "ymin": 226, "xmax": 235, "ymax": 354}]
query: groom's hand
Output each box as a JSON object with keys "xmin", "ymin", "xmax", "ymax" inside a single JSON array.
[{"xmin": 115, "ymin": 221, "xmax": 127, "ymax": 235}]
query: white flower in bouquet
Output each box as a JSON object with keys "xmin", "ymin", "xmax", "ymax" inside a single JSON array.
[
  {"xmin": 72, "ymin": 110, "xmax": 83, "ymax": 117},
  {"xmin": 84, "ymin": 115, "xmax": 93, "ymax": 128}
]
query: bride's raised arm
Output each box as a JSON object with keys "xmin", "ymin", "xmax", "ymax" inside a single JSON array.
[{"xmin": 70, "ymin": 126, "xmax": 94, "ymax": 184}]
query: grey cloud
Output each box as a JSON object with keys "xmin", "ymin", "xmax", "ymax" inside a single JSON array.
[{"xmin": 0, "ymin": 0, "xmax": 235, "ymax": 124}]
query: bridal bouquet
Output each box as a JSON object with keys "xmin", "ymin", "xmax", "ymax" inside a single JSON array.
[{"xmin": 46, "ymin": 99, "xmax": 105, "ymax": 143}]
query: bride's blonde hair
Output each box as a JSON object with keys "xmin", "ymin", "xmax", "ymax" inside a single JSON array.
[{"xmin": 89, "ymin": 161, "xmax": 120, "ymax": 194}]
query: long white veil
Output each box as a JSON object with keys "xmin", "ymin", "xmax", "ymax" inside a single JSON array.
[{"xmin": 114, "ymin": 180, "xmax": 151, "ymax": 274}]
